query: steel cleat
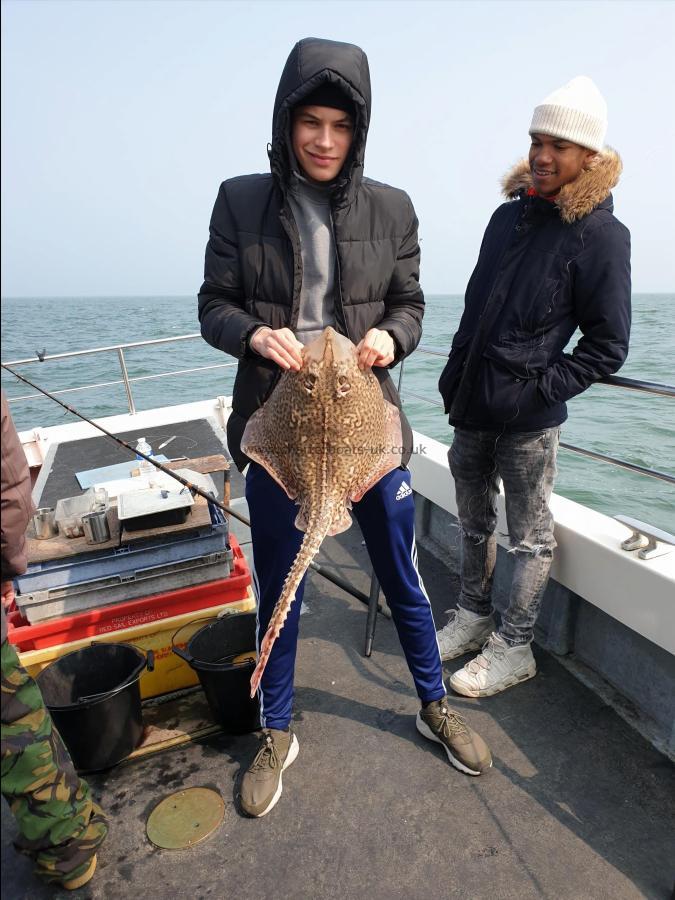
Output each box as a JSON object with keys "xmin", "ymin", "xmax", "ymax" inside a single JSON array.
[{"xmin": 614, "ymin": 515, "xmax": 675, "ymax": 560}]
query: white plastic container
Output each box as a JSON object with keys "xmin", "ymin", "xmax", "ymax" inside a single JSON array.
[{"xmin": 55, "ymin": 492, "xmax": 95, "ymax": 538}]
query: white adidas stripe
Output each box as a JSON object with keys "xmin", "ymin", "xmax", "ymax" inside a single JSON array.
[
  {"xmin": 410, "ymin": 530, "xmax": 443, "ymax": 667},
  {"xmin": 250, "ymin": 557, "xmax": 267, "ymax": 727}
]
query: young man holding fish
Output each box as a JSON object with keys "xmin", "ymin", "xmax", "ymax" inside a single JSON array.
[
  {"xmin": 437, "ymin": 77, "xmax": 631, "ymax": 696},
  {"xmin": 199, "ymin": 37, "xmax": 492, "ymax": 817}
]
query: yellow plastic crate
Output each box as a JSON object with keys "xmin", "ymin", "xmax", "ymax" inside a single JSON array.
[{"xmin": 19, "ymin": 586, "xmax": 256, "ymax": 699}]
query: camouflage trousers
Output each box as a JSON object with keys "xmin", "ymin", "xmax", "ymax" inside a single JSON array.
[{"xmin": 1, "ymin": 639, "xmax": 108, "ymax": 885}]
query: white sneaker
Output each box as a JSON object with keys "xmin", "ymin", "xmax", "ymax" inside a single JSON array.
[
  {"xmin": 449, "ymin": 632, "xmax": 537, "ymax": 697},
  {"xmin": 436, "ymin": 607, "xmax": 496, "ymax": 661}
]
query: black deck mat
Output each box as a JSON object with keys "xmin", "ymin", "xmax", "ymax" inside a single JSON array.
[{"xmin": 35, "ymin": 418, "xmax": 229, "ymax": 507}]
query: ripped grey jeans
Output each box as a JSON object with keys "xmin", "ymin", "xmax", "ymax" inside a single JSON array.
[{"xmin": 448, "ymin": 426, "xmax": 560, "ymax": 647}]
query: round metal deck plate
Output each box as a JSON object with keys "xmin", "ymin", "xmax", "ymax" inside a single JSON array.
[{"xmin": 146, "ymin": 787, "xmax": 224, "ymax": 850}]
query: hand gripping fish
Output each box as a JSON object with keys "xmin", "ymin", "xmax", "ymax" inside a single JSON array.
[{"xmin": 241, "ymin": 327, "xmax": 403, "ymax": 697}]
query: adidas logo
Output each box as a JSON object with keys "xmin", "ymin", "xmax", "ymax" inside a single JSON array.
[{"xmin": 395, "ymin": 481, "xmax": 413, "ymax": 501}]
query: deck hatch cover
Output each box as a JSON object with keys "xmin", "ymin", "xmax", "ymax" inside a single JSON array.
[{"xmin": 146, "ymin": 787, "xmax": 224, "ymax": 849}]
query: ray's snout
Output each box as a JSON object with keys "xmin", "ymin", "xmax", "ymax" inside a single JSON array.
[{"xmin": 302, "ymin": 326, "xmax": 355, "ymax": 366}]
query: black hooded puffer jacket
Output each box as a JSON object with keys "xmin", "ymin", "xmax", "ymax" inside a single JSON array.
[{"xmin": 198, "ymin": 37, "xmax": 423, "ymax": 471}]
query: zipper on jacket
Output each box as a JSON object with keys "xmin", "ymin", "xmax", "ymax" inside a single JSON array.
[
  {"xmin": 329, "ymin": 210, "xmax": 351, "ymax": 341},
  {"xmin": 278, "ymin": 204, "xmax": 304, "ymax": 330},
  {"xmin": 449, "ymin": 202, "xmax": 528, "ymax": 420}
]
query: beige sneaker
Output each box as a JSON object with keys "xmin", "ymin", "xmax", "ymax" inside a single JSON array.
[
  {"xmin": 450, "ymin": 632, "xmax": 537, "ymax": 697},
  {"xmin": 416, "ymin": 698, "xmax": 492, "ymax": 775},
  {"xmin": 436, "ymin": 607, "xmax": 496, "ymax": 661},
  {"xmin": 240, "ymin": 728, "xmax": 299, "ymax": 817}
]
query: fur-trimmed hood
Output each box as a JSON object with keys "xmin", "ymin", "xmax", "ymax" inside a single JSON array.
[{"xmin": 501, "ymin": 148, "xmax": 622, "ymax": 223}]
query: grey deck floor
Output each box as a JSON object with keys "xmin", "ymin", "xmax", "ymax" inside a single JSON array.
[{"xmin": 3, "ymin": 475, "xmax": 674, "ymax": 899}]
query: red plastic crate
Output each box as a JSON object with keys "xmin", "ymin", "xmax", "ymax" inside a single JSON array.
[{"xmin": 7, "ymin": 535, "xmax": 251, "ymax": 652}]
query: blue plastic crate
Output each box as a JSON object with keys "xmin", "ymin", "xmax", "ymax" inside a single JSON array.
[
  {"xmin": 15, "ymin": 549, "xmax": 233, "ymax": 623},
  {"xmin": 17, "ymin": 505, "xmax": 228, "ymax": 594}
]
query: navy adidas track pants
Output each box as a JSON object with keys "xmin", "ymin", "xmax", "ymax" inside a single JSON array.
[{"xmin": 245, "ymin": 462, "xmax": 446, "ymax": 731}]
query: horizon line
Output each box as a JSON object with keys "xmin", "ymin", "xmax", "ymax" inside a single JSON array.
[{"xmin": 1, "ymin": 291, "xmax": 673, "ymax": 300}]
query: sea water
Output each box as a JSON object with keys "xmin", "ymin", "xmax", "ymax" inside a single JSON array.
[{"xmin": 1, "ymin": 294, "xmax": 673, "ymax": 532}]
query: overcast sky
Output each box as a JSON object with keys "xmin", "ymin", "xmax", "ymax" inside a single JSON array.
[{"xmin": 1, "ymin": 0, "xmax": 674, "ymax": 297}]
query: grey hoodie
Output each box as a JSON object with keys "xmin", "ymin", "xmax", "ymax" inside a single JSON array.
[{"xmin": 287, "ymin": 174, "xmax": 336, "ymax": 345}]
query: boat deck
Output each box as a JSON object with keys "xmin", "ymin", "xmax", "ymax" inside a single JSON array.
[{"xmin": 2, "ymin": 466, "xmax": 674, "ymax": 900}]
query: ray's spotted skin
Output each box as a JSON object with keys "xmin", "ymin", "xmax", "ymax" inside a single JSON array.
[{"xmin": 241, "ymin": 327, "xmax": 402, "ymax": 696}]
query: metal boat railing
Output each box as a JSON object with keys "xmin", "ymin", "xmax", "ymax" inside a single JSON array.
[
  {"xmin": 2, "ymin": 334, "xmax": 234, "ymax": 416},
  {"xmin": 3, "ymin": 335, "xmax": 674, "ymax": 485},
  {"xmin": 401, "ymin": 348, "xmax": 675, "ymax": 486}
]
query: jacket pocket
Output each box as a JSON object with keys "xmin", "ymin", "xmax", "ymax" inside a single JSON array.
[
  {"xmin": 438, "ymin": 333, "xmax": 471, "ymax": 414},
  {"xmin": 485, "ymin": 340, "xmax": 549, "ymax": 378},
  {"xmin": 478, "ymin": 345, "xmax": 547, "ymax": 423}
]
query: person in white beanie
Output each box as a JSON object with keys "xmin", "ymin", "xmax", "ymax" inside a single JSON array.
[{"xmin": 436, "ymin": 76, "xmax": 631, "ymax": 697}]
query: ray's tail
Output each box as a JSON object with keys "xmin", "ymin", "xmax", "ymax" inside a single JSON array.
[{"xmin": 250, "ymin": 511, "xmax": 332, "ymax": 698}]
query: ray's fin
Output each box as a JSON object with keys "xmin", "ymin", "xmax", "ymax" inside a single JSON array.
[
  {"xmin": 349, "ymin": 400, "xmax": 403, "ymax": 502},
  {"xmin": 241, "ymin": 406, "xmax": 299, "ymax": 499}
]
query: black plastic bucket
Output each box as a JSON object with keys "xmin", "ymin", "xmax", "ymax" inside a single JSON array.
[
  {"xmin": 36, "ymin": 642, "xmax": 153, "ymax": 772},
  {"xmin": 172, "ymin": 612, "xmax": 260, "ymax": 734}
]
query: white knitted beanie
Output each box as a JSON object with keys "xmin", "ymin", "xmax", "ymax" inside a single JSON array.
[{"xmin": 529, "ymin": 76, "xmax": 607, "ymax": 151}]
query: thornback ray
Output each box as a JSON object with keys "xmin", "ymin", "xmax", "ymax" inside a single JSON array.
[{"xmin": 241, "ymin": 326, "xmax": 402, "ymax": 697}]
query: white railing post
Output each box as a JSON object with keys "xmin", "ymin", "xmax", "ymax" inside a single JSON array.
[{"xmin": 117, "ymin": 348, "xmax": 136, "ymax": 414}]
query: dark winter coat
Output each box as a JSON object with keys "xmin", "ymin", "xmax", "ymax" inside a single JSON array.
[
  {"xmin": 198, "ymin": 38, "xmax": 423, "ymax": 471},
  {"xmin": 439, "ymin": 149, "xmax": 631, "ymax": 432}
]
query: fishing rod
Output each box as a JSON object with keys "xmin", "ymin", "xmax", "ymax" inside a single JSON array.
[
  {"xmin": 1, "ymin": 363, "xmax": 381, "ymax": 612},
  {"xmin": 2, "ymin": 362, "xmax": 250, "ymax": 527}
]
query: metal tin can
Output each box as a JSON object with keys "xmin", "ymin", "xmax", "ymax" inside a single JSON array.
[
  {"xmin": 33, "ymin": 507, "xmax": 57, "ymax": 540},
  {"xmin": 82, "ymin": 509, "xmax": 111, "ymax": 544}
]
